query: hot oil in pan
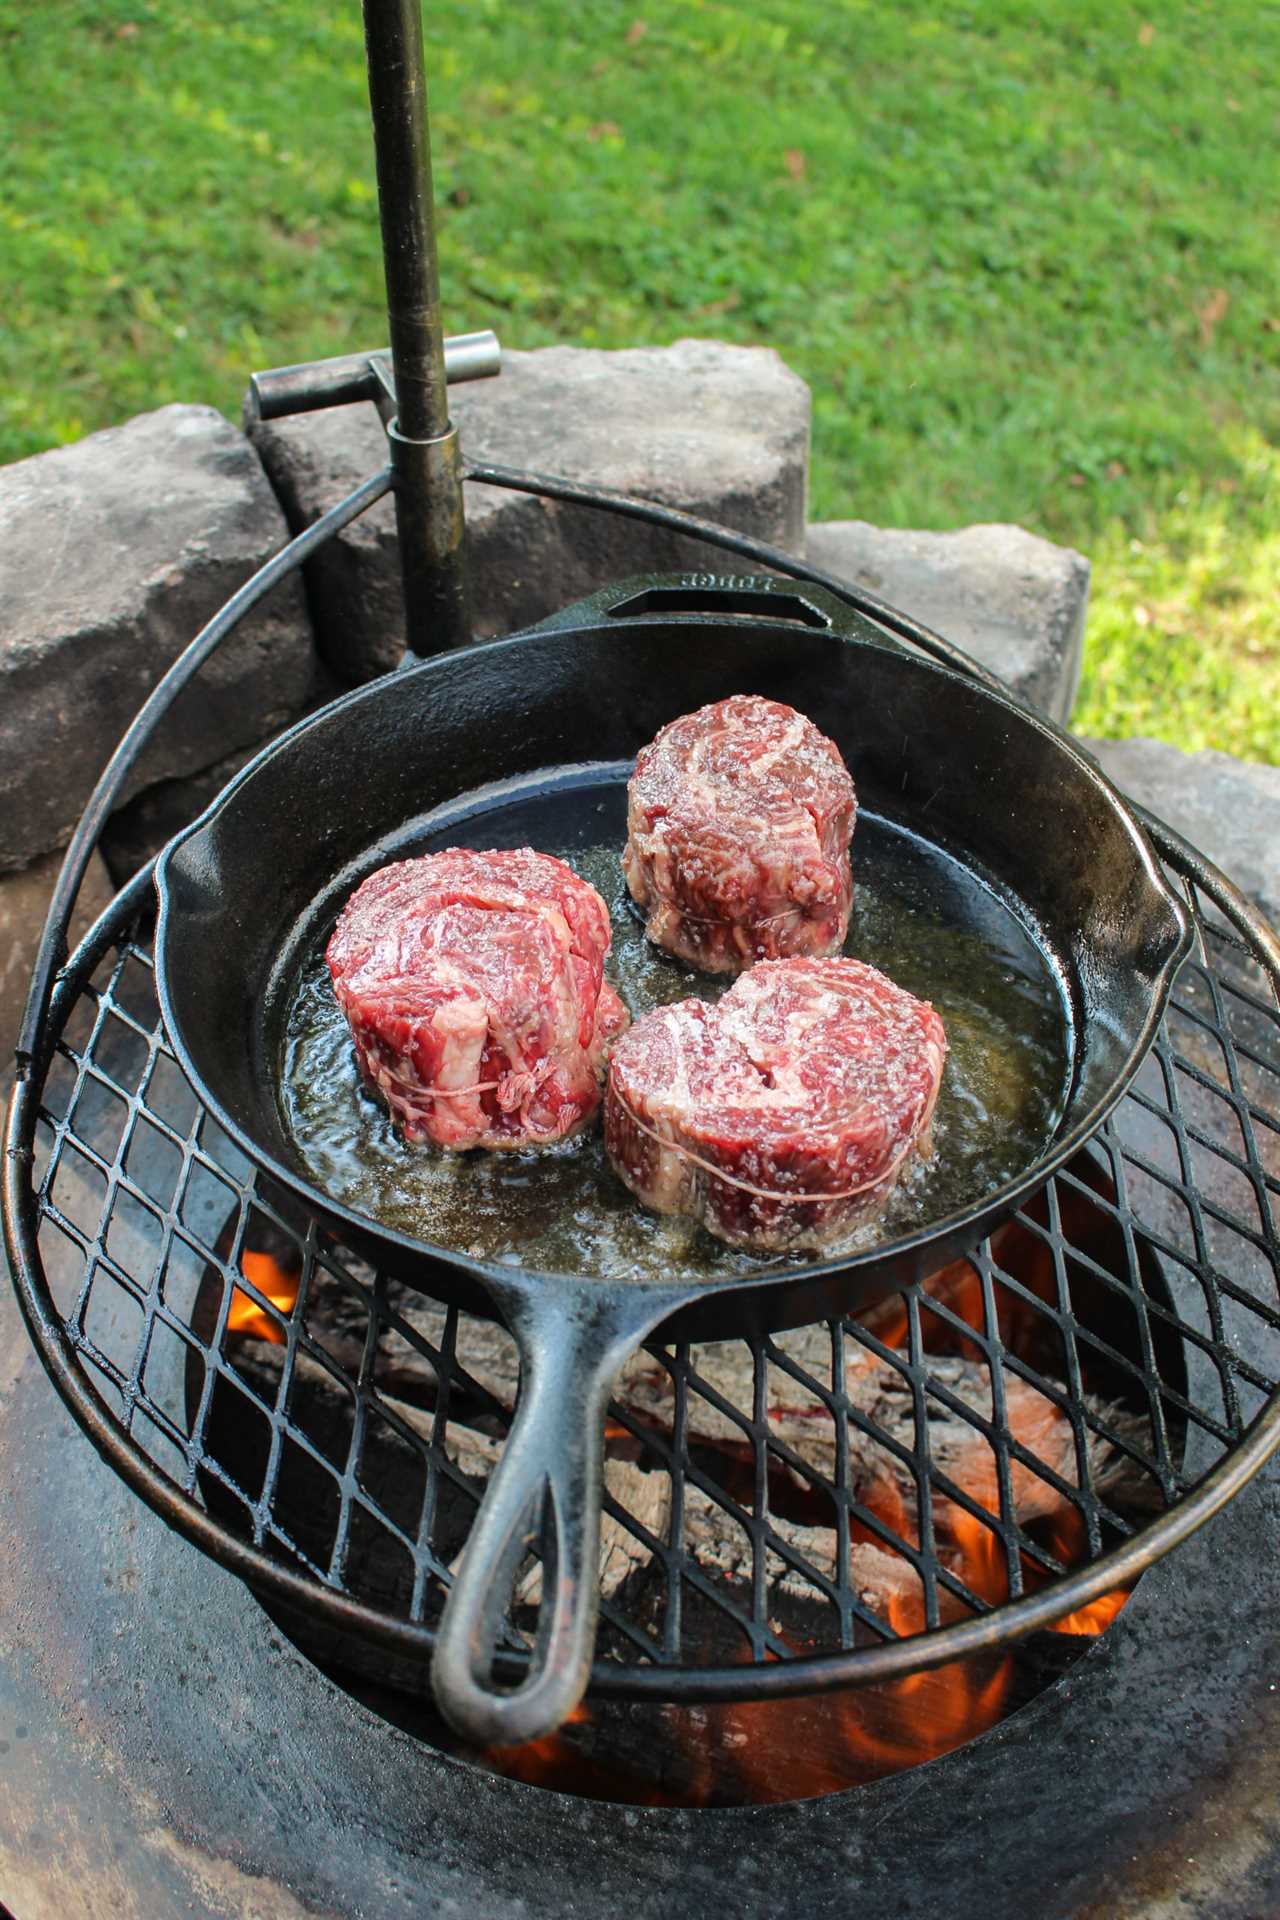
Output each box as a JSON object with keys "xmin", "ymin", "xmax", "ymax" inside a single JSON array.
[{"xmin": 279, "ymin": 787, "xmax": 1070, "ymax": 1282}]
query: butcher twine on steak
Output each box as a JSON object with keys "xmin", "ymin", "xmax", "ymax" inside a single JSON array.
[
  {"xmin": 623, "ymin": 694, "xmax": 857, "ymax": 975},
  {"xmin": 604, "ymin": 957, "xmax": 946, "ymax": 1252},
  {"xmin": 327, "ymin": 848, "xmax": 628, "ymax": 1151}
]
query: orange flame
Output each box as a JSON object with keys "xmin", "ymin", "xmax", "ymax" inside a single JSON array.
[
  {"xmin": 483, "ymin": 1702, "xmax": 692, "ymax": 1804},
  {"xmin": 485, "ymin": 1641, "xmax": 1017, "ymax": 1804},
  {"xmin": 488, "ymin": 1698, "xmax": 593, "ymax": 1775},
  {"xmin": 1050, "ymin": 1589, "xmax": 1129, "ymax": 1635},
  {"xmin": 1038, "ymin": 1504, "xmax": 1131, "ymax": 1636},
  {"xmin": 226, "ymin": 1250, "xmax": 300, "ymax": 1345},
  {"xmin": 667, "ymin": 1659, "xmax": 1014, "ymax": 1805},
  {"xmin": 939, "ymin": 1500, "xmax": 1011, "ymax": 1612},
  {"xmin": 484, "ymin": 1453, "xmax": 1028, "ymax": 1803}
]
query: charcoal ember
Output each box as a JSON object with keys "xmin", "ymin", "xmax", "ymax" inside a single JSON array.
[
  {"xmin": 605, "ymin": 958, "xmax": 946, "ymax": 1252},
  {"xmin": 623, "ymin": 695, "xmax": 856, "ymax": 974},
  {"xmin": 680, "ymin": 1483, "xmax": 921, "ymax": 1624}
]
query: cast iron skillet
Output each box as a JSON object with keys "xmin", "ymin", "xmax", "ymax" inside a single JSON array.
[{"xmin": 153, "ymin": 573, "xmax": 1190, "ymax": 1746}]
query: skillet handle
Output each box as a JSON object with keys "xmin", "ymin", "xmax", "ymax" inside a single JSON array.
[
  {"xmin": 517, "ymin": 569, "xmax": 902, "ymax": 653},
  {"xmin": 430, "ymin": 1286, "xmax": 653, "ymax": 1748}
]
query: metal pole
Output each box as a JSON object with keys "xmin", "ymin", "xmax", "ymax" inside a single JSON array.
[{"xmin": 361, "ymin": 0, "xmax": 469, "ymax": 653}]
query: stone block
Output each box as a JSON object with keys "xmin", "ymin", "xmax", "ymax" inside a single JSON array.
[
  {"xmin": 0, "ymin": 405, "xmax": 323, "ymax": 872},
  {"xmin": 803, "ymin": 521, "xmax": 1089, "ymax": 724},
  {"xmin": 2, "ymin": 848, "xmax": 115, "ymax": 1095},
  {"xmin": 249, "ymin": 339, "xmax": 811, "ymax": 682},
  {"xmin": 1082, "ymin": 738, "xmax": 1280, "ymax": 930}
]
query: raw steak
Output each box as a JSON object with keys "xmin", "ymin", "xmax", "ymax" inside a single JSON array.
[
  {"xmin": 604, "ymin": 957, "xmax": 946, "ymax": 1251},
  {"xmin": 623, "ymin": 694, "xmax": 856, "ymax": 974},
  {"xmin": 327, "ymin": 848, "xmax": 628, "ymax": 1150}
]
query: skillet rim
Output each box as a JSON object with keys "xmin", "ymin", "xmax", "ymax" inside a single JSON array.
[{"xmin": 152, "ymin": 616, "xmax": 1193, "ymax": 1313}]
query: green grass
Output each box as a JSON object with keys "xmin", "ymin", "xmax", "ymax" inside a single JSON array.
[{"xmin": 3, "ymin": 0, "xmax": 1277, "ymax": 756}]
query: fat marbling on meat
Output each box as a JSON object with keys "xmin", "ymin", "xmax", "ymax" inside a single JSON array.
[
  {"xmin": 327, "ymin": 848, "xmax": 628, "ymax": 1151},
  {"xmin": 604, "ymin": 957, "xmax": 947, "ymax": 1252},
  {"xmin": 623, "ymin": 694, "xmax": 856, "ymax": 974}
]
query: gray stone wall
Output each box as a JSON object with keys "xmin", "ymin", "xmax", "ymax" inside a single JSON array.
[
  {"xmin": 805, "ymin": 519, "xmax": 1088, "ymax": 724},
  {"xmin": 0, "ymin": 405, "xmax": 325, "ymax": 874},
  {"xmin": 1084, "ymin": 739, "xmax": 1280, "ymax": 930}
]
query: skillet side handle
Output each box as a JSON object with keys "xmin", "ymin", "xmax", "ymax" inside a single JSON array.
[
  {"xmin": 431, "ymin": 1292, "xmax": 640, "ymax": 1748},
  {"xmin": 513, "ymin": 570, "xmax": 904, "ymax": 654}
]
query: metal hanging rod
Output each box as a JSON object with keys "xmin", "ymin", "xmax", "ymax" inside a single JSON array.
[{"xmin": 359, "ymin": 0, "xmax": 471, "ymax": 655}]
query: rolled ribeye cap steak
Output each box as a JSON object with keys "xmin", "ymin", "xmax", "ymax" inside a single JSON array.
[
  {"xmin": 604, "ymin": 957, "xmax": 947, "ymax": 1251},
  {"xmin": 327, "ymin": 848, "xmax": 628, "ymax": 1150},
  {"xmin": 623, "ymin": 694, "xmax": 857, "ymax": 975}
]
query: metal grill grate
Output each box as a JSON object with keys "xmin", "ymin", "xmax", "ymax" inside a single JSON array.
[{"xmin": 10, "ymin": 835, "xmax": 1280, "ymax": 1702}]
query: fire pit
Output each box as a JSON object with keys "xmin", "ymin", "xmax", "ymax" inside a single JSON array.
[
  {"xmin": 4, "ymin": 0, "xmax": 1280, "ymax": 1907},
  {"xmin": 5, "ymin": 822, "xmax": 1280, "ymax": 1908}
]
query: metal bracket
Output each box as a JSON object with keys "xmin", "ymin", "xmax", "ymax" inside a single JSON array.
[{"xmin": 245, "ymin": 331, "xmax": 500, "ymax": 425}]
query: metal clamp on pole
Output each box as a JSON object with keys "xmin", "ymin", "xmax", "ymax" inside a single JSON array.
[
  {"xmin": 361, "ymin": 0, "xmax": 471, "ymax": 655},
  {"xmin": 385, "ymin": 417, "xmax": 469, "ymax": 662},
  {"xmin": 246, "ymin": 331, "xmax": 500, "ymax": 425}
]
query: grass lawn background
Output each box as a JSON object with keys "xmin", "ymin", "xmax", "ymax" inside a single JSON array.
[{"xmin": 3, "ymin": 0, "xmax": 1277, "ymax": 758}]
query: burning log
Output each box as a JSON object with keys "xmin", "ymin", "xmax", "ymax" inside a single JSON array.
[
  {"xmin": 679, "ymin": 1482, "xmax": 925, "ymax": 1624},
  {"xmin": 216, "ymin": 1260, "xmax": 670, "ymax": 1610},
  {"xmin": 208, "ymin": 1234, "xmax": 1141, "ymax": 1799},
  {"xmin": 211, "ymin": 1240, "xmax": 1151, "ymax": 1644},
  {"xmin": 614, "ymin": 1334, "xmax": 1131, "ymax": 1521},
  {"xmin": 438, "ymin": 1422, "xmax": 670, "ymax": 1606},
  {"xmin": 389, "ymin": 1288, "xmax": 1145, "ymax": 1519},
  {"xmin": 395, "ymin": 1294, "xmax": 1153, "ymax": 1535}
]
